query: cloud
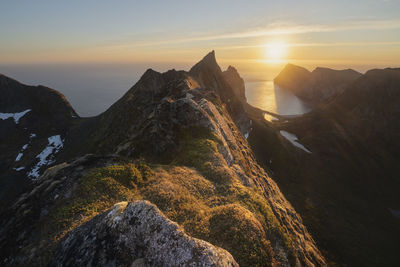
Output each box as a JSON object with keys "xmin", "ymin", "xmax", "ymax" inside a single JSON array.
[
  {"xmin": 217, "ymin": 41, "xmax": 400, "ymax": 50},
  {"xmin": 101, "ymin": 19, "xmax": 400, "ymax": 50}
]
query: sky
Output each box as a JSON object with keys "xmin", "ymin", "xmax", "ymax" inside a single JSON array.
[
  {"xmin": 1, "ymin": 0, "xmax": 399, "ymax": 69},
  {"xmin": 1, "ymin": 0, "xmax": 400, "ymax": 117}
]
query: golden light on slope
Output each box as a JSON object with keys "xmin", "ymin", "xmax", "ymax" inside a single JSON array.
[{"xmin": 264, "ymin": 40, "xmax": 288, "ymax": 64}]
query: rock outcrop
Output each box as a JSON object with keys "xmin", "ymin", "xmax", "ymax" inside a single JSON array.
[{"xmin": 51, "ymin": 201, "xmax": 238, "ymax": 267}]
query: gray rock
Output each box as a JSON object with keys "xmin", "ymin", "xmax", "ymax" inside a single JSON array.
[{"xmin": 51, "ymin": 201, "xmax": 238, "ymax": 267}]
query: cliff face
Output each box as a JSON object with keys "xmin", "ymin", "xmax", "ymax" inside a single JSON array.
[
  {"xmin": 274, "ymin": 64, "xmax": 361, "ymax": 104},
  {"xmin": 248, "ymin": 68, "xmax": 400, "ymax": 266},
  {"xmin": 0, "ymin": 52, "xmax": 326, "ymax": 266}
]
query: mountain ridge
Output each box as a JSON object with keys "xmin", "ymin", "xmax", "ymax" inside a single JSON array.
[{"xmin": 0, "ymin": 52, "xmax": 326, "ymax": 266}]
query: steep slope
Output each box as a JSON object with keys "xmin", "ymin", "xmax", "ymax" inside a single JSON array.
[
  {"xmin": 0, "ymin": 52, "xmax": 326, "ymax": 266},
  {"xmin": 0, "ymin": 74, "xmax": 78, "ymax": 211},
  {"xmin": 248, "ymin": 68, "xmax": 400, "ymax": 266},
  {"xmin": 274, "ymin": 64, "xmax": 361, "ymax": 104}
]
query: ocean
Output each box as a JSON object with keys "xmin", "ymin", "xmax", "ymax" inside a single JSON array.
[{"xmin": 0, "ymin": 62, "xmax": 310, "ymax": 117}]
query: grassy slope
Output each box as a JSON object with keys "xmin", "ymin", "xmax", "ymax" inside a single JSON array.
[{"xmin": 34, "ymin": 126, "xmax": 296, "ymax": 266}]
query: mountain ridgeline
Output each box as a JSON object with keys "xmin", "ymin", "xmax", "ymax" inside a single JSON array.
[
  {"xmin": 0, "ymin": 52, "xmax": 325, "ymax": 266},
  {"xmin": 0, "ymin": 52, "xmax": 399, "ymax": 266}
]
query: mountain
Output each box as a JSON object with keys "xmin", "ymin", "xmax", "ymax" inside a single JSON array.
[
  {"xmin": 247, "ymin": 67, "xmax": 400, "ymax": 266},
  {"xmin": 274, "ymin": 63, "xmax": 362, "ymax": 104},
  {"xmin": 0, "ymin": 52, "xmax": 325, "ymax": 266},
  {"xmin": 0, "ymin": 74, "xmax": 78, "ymax": 211}
]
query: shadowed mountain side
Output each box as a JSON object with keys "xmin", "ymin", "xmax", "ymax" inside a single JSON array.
[
  {"xmin": 247, "ymin": 67, "xmax": 400, "ymax": 266},
  {"xmin": 0, "ymin": 74, "xmax": 78, "ymax": 211}
]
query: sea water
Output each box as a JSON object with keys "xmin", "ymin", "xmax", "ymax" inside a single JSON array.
[{"xmin": 0, "ymin": 63, "xmax": 309, "ymax": 117}]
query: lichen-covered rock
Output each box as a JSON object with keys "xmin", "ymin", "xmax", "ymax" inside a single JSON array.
[{"xmin": 51, "ymin": 201, "xmax": 238, "ymax": 267}]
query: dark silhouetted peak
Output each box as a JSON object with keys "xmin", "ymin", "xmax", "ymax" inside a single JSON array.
[
  {"xmin": 275, "ymin": 64, "xmax": 362, "ymax": 103},
  {"xmin": 274, "ymin": 63, "xmax": 312, "ymax": 99},
  {"xmin": 189, "ymin": 51, "xmax": 221, "ymax": 82},
  {"xmin": 225, "ymin": 65, "xmax": 239, "ymax": 75},
  {"xmin": 275, "ymin": 64, "xmax": 312, "ymax": 83},
  {"xmin": 195, "ymin": 50, "xmax": 217, "ymax": 69},
  {"xmin": 223, "ymin": 65, "xmax": 246, "ymax": 102},
  {"xmin": 142, "ymin": 68, "xmax": 161, "ymax": 79},
  {"xmin": 0, "ymin": 73, "xmax": 77, "ymax": 118}
]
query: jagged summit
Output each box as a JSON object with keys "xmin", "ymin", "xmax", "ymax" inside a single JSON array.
[
  {"xmin": 189, "ymin": 50, "xmax": 222, "ymax": 86},
  {"xmin": 189, "ymin": 50, "xmax": 218, "ymax": 72},
  {"xmin": 222, "ymin": 65, "xmax": 246, "ymax": 102}
]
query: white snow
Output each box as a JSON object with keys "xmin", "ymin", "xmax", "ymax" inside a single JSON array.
[
  {"xmin": 30, "ymin": 133, "xmax": 37, "ymax": 139},
  {"xmin": 280, "ymin": 130, "xmax": 312, "ymax": 153},
  {"xmin": 244, "ymin": 133, "xmax": 249, "ymax": 139},
  {"xmin": 15, "ymin": 143, "xmax": 29, "ymax": 162},
  {"xmin": 27, "ymin": 135, "xmax": 64, "ymax": 179},
  {"xmin": 0, "ymin": 109, "xmax": 31, "ymax": 124},
  {"xmin": 15, "ymin": 153, "xmax": 23, "ymax": 161},
  {"xmin": 14, "ymin": 167, "xmax": 25, "ymax": 171}
]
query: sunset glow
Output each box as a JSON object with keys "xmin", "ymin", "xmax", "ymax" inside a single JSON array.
[{"xmin": 264, "ymin": 41, "xmax": 289, "ymax": 64}]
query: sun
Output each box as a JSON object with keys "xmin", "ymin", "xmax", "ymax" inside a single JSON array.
[{"xmin": 264, "ymin": 40, "xmax": 288, "ymax": 64}]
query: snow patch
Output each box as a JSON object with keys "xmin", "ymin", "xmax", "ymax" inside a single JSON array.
[
  {"xmin": 0, "ymin": 109, "xmax": 31, "ymax": 124},
  {"xmin": 27, "ymin": 135, "xmax": 64, "ymax": 179},
  {"xmin": 15, "ymin": 153, "xmax": 23, "ymax": 162},
  {"xmin": 15, "ymin": 143, "xmax": 29, "ymax": 162},
  {"xmin": 280, "ymin": 130, "xmax": 312, "ymax": 153},
  {"xmin": 244, "ymin": 127, "xmax": 252, "ymax": 140},
  {"xmin": 14, "ymin": 166, "xmax": 25, "ymax": 171},
  {"xmin": 30, "ymin": 133, "xmax": 37, "ymax": 139}
]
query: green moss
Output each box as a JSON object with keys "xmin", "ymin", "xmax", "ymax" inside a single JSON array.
[
  {"xmin": 43, "ymin": 163, "xmax": 151, "ymax": 241},
  {"xmin": 173, "ymin": 126, "xmax": 236, "ymax": 185},
  {"xmin": 37, "ymin": 129, "xmax": 295, "ymax": 266},
  {"xmin": 208, "ymin": 204, "xmax": 273, "ymax": 266},
  {"xmin": 174, "ymin": 126, "xmax": 221, "ymax": 167}
]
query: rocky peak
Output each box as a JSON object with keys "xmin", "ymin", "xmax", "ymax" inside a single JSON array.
[
  {"xmin": 222, "ymin": 65, "xmax": 246, "ymax": 102},
  {"xmin": 274, "ymin": 64, "xmax": 312, "ymax": 99},
  {"xmin": 190, "ymin": 50, "xmax": 219, "ymax": 73},
  {"xmin": 274, "ymin": 63, "xmax": 361, "ymax": 104}
]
